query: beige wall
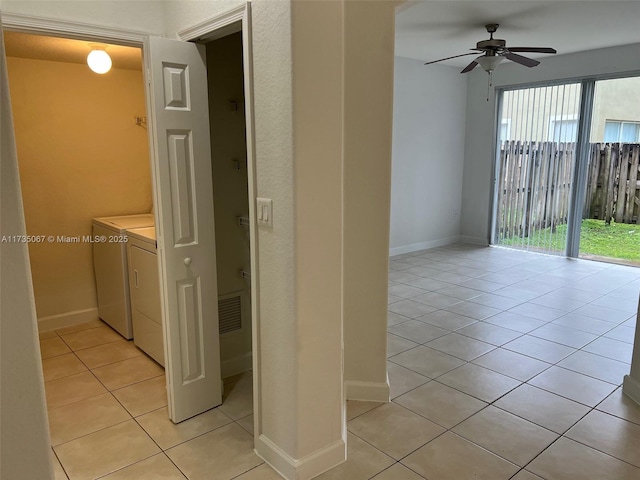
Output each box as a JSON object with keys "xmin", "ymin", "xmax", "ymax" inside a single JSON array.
[
  {"xmin": 291, "ymin": 0, "xmax": 345, "ymax": 460},
  {"xmin": 6, "ymin": 56, "xmax": 152, "ymax": 322},
  {"xmin": 343, "ymin": 0, "xmax": 396, "ymax": 401},
  {"xmin": 206, "ymin": 33, "xmax": 252, "ymax": 378},
  {"xmin": 591, "ymin": 76, "xmax": 640, "ymax": 141}
]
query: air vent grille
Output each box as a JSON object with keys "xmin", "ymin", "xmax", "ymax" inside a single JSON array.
[{"xmin": 219, "ymin": 295, "xmax": 242, "ymax": 334}]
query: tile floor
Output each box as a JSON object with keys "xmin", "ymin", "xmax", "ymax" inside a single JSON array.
[
  {"xmin": 41, "ymin": 244, "xmax": 640, "ymax": 479},
  {"xmin": 40, "ymin": 320, "xmax": 257, "ymax": 480}
]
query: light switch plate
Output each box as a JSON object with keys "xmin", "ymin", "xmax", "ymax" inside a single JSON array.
[{"xmin": 256, "ymin": 198, "xmax": 273, "ymax": 228}]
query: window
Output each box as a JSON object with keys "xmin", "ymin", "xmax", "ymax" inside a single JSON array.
[
  {"xmin": 499, "ymin": 119, "xmax": 511, "ymax": 142},
  {"xmin": 549, "ymin": 118, "xmax": 579, "ymax": 142},
  {"xmin": 604, "ymin": 120, "xmax": 640, "ymax": 142}
]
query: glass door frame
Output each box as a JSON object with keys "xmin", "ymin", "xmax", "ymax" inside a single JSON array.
[
  {"xmin": 491, "ymin": 71, "xmax": 640, "ymax": 258},
  {"xmin": 565, "ymin": 80, "xmax": 595, "ymax": 257}
]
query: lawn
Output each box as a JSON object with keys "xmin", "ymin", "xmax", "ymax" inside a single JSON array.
[{"xmin": 500, "ymin": 219, "xmax": 640, "ymax": 263}]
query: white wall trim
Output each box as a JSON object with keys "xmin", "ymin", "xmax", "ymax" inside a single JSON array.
[
  {"xmin": 240, "ymin": 2, "xmax": 263, "ymax": 455},
  {"xmin": 37, "ymin": 308, "xmax": 99, "ymax": 333},
  {"xmin": 177, "ymin": 4, "xmax": 245, "ymax": 42},
  {"xmin": 389, "ymin": 236, "xmax": 460, "ymax": 256},
  {"xmin": 221, "ymin": 351, "xmax": 253, "ymax": 379},
  {"xmin": 0, "ymin": 12, "xmax": 154, "ymax": 45},
  {"xmin": 345, "ymin": 380, "xmax": 390, "ymax": 402},
  {"xmin": 459, "ymin": 235, "xmax": 489, "ymax": 246},
  {"xmin": 255, "ymin": 434, "xmax": 346, "ymax": 480},
  {"xmin": 623, "ymin": 375, "xmax": 640, "ymax": 406}
]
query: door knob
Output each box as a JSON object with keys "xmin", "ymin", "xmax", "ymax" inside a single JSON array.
[{"xmin": 184, "ymin": 257, "xmax": 192, "ymax": 266}]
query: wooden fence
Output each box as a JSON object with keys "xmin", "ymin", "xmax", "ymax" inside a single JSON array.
[
  {"xmin": 496, "ymin": 141, "xmax": 574, "ymax": 239},
  {"xmin": 585, "ymin": 143, "xmax": 640, "ymax": 224},
  {"xmin": 496, "ymin": 141, "xmax": 640, "ymax": 240}
]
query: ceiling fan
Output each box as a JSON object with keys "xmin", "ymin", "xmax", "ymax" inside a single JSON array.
[{"xmin": 425, "ymin": 24, "xmax": 557, "ymax": 74}]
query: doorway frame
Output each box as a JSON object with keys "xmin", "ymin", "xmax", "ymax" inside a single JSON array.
[
  {"xmin": 1, "ymin": 1, "xmax": 261, "ymax": 435},
  {"xmin": 490, "ymin": 71, "xmax": 640, "ymax": 258}
]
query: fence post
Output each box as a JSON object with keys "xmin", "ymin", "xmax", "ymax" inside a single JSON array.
[
  {"xmin": 616, "ymin": 144, "xmax": 630, "ymax": 223},
  {"xmin": 627, "ymin": 144, "xmax": 640, "ymax": 224},
  {"xmin": 602, "ymin": 144, "xmax": 613, "ymax": 224}
]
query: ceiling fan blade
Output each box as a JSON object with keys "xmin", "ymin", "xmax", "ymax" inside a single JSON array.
[
  {"xmin": 424, "ymin": 52, "xmax": 478, "ymax": 65},
  {"xmin": 460, "ymin": 60, "xmax": 478, "ymax": 73},
  {"xmin": 505, "ymin": 52, "xmax": 540, "ymax": 68},
  {"xmin": 508, "ymin": 47, "xmax": 557, "ymax": 54}
]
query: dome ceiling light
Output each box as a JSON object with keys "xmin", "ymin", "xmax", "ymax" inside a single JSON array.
[{"xmin": 87, "ymin": 45, "xmax": 112, "ymax": 74}]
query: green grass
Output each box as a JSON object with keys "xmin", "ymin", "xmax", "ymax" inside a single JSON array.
[
  {"xmin": 579, "ymin": 219, "xmax": 640, "ymax": 262},
  {"xmin": 500, "ymin": 219, "xmax": 640, "ymax": 262}
]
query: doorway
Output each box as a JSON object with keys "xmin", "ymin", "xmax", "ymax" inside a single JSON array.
[
  {"xmin": 493, "ymin": 82, "xmax": 582, "ymax": 255},
  {"xmin": 4, "ymin": 4, "xmax": 255, "ymax": 413},
  {"xmin": 2, "ymin": 7, "xmax": 257, "ymax": 476},
  {"xmin": 3, "ymin": 31, "xmax": 153, "ymax": 332},
  {"xmin": 579, "ymin": 77, "xmax": 640, "ymax": 265},
  {"xmin": 492, "ymin": 75, "xmax": 640, "ymax": 266},
  {"xmin": 4, "ymin": 19, "xmax": 258, "ymax": 478},
  {"xmin": 204, "ymin": 31, "xmax": 253, "ymax": 380}
]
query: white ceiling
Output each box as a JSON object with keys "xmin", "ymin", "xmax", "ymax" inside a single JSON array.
[
  {"xmin": 396, "ymin": 1, "xmax": 640, "ymax": 69},
  {"xmin": 3, "ymin": 3, "xmax": 638, "ymax": 73},
  {"xmin": 3, "ymin": 31, "xmax": 142, "ymax": 71}
]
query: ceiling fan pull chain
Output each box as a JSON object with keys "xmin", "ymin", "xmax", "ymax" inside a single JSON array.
[{"xmin": 486, "ymin": 70, "xmax": 493, "ymax": 102}]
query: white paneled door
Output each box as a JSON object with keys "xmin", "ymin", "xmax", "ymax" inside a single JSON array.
[{"xmin": 146, "ymin": 36, "xmax": 222, "ymax": 423}]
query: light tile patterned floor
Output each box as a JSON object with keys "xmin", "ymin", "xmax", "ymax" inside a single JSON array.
[
  {"xmin": 40, "ymin": 322, "xmax": 256, "ymax": 480},
  {"xmin": 42, "ymin": 244, "xmax": 640, "ymax": 479}
]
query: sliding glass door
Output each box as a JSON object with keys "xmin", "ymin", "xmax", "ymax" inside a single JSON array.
[
  {"xmin": 493, "ymin": 83, "xmax": 582, "ymax": 255},
  {"xmin": 580, "ymin": 77, "xmax": 640, "ymax": 265},
  {"xmin": 493, "ymin": 76, "xmax": 640, "ymax": 265}
]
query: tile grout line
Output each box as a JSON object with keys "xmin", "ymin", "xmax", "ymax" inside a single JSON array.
[{"xmin": 386, "ymin": 245, "xmax": 640, "ymax": 478}]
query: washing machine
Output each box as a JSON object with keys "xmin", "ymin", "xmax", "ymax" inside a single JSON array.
[
  {"xmin": 126, "ymin": 227, "xmax": 164, "ymax": 366},
  {"xmin": 92, "ymin": 214, "xmax": 155, "ymax": 339}
]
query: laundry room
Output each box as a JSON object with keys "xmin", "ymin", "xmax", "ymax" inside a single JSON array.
[
  {"xmin": 4, "ymin": 29, "xmax": 253, "ymax": 399},
  {"xmin": 4, "ymin": 32, "xmax": 153, "ymax": 331}
]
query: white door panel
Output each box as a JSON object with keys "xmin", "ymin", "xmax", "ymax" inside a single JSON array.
[{"xmin": 147, "ymin": 36, "xmax": 221, "ymax": 422}]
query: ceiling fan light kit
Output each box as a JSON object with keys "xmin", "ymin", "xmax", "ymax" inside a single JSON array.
[
  {"xmin": 424, "ymin": 23, "xmax": 557, "ymax": 73},
  {"xmin": 476, "ymin": 54, "xmax": 504, "ymax": 73},
  {"xmin": 424, "ymin": 24, "xmax": 557, "ymax": 99}
]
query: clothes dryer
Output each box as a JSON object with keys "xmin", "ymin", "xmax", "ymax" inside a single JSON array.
[
  {"xmin": 92, "ymin": 214, "xmax": 154, "ymax": 339},
  {"xmin": 126, "ymin": 227, "xmax": 163, "ymax": 366}
]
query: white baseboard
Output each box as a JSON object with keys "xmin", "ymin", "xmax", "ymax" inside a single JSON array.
[
  {"xmin": 389, "ymin": 236, "xmax": 460, "ymax": 257},
  {"xmin": 459, "ymin": 235, "xmax": 489, "ymax": 246},
  {"xmin": 38, "ymin": 308, "xmax": 99, "ymax": 332},
  {"xmin": 345, "ymin": 379, "xmax": 390, "ymax": 402},
  {"xmin": 255, "ymin": 433, "xmax": 346, "ymax": 480},
  {"xmin": 221, "ymin": 351, "xmax": 253, "ymax": 379},
  {"xmin": 623, "ymin": 375, "xmax": 640, "ymax": 405}
]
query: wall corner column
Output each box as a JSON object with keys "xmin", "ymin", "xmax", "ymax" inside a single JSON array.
[
  {"xmin": 622, "ymin": 293, "xmax": 640, "ymax": 404},
  {"xmin": 343, "ymin": 0, "xmax": 397, "ymax": 403},
  {"xmin": 253, "ymin": 0, "xmax": 346, "ymax": 478}
]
